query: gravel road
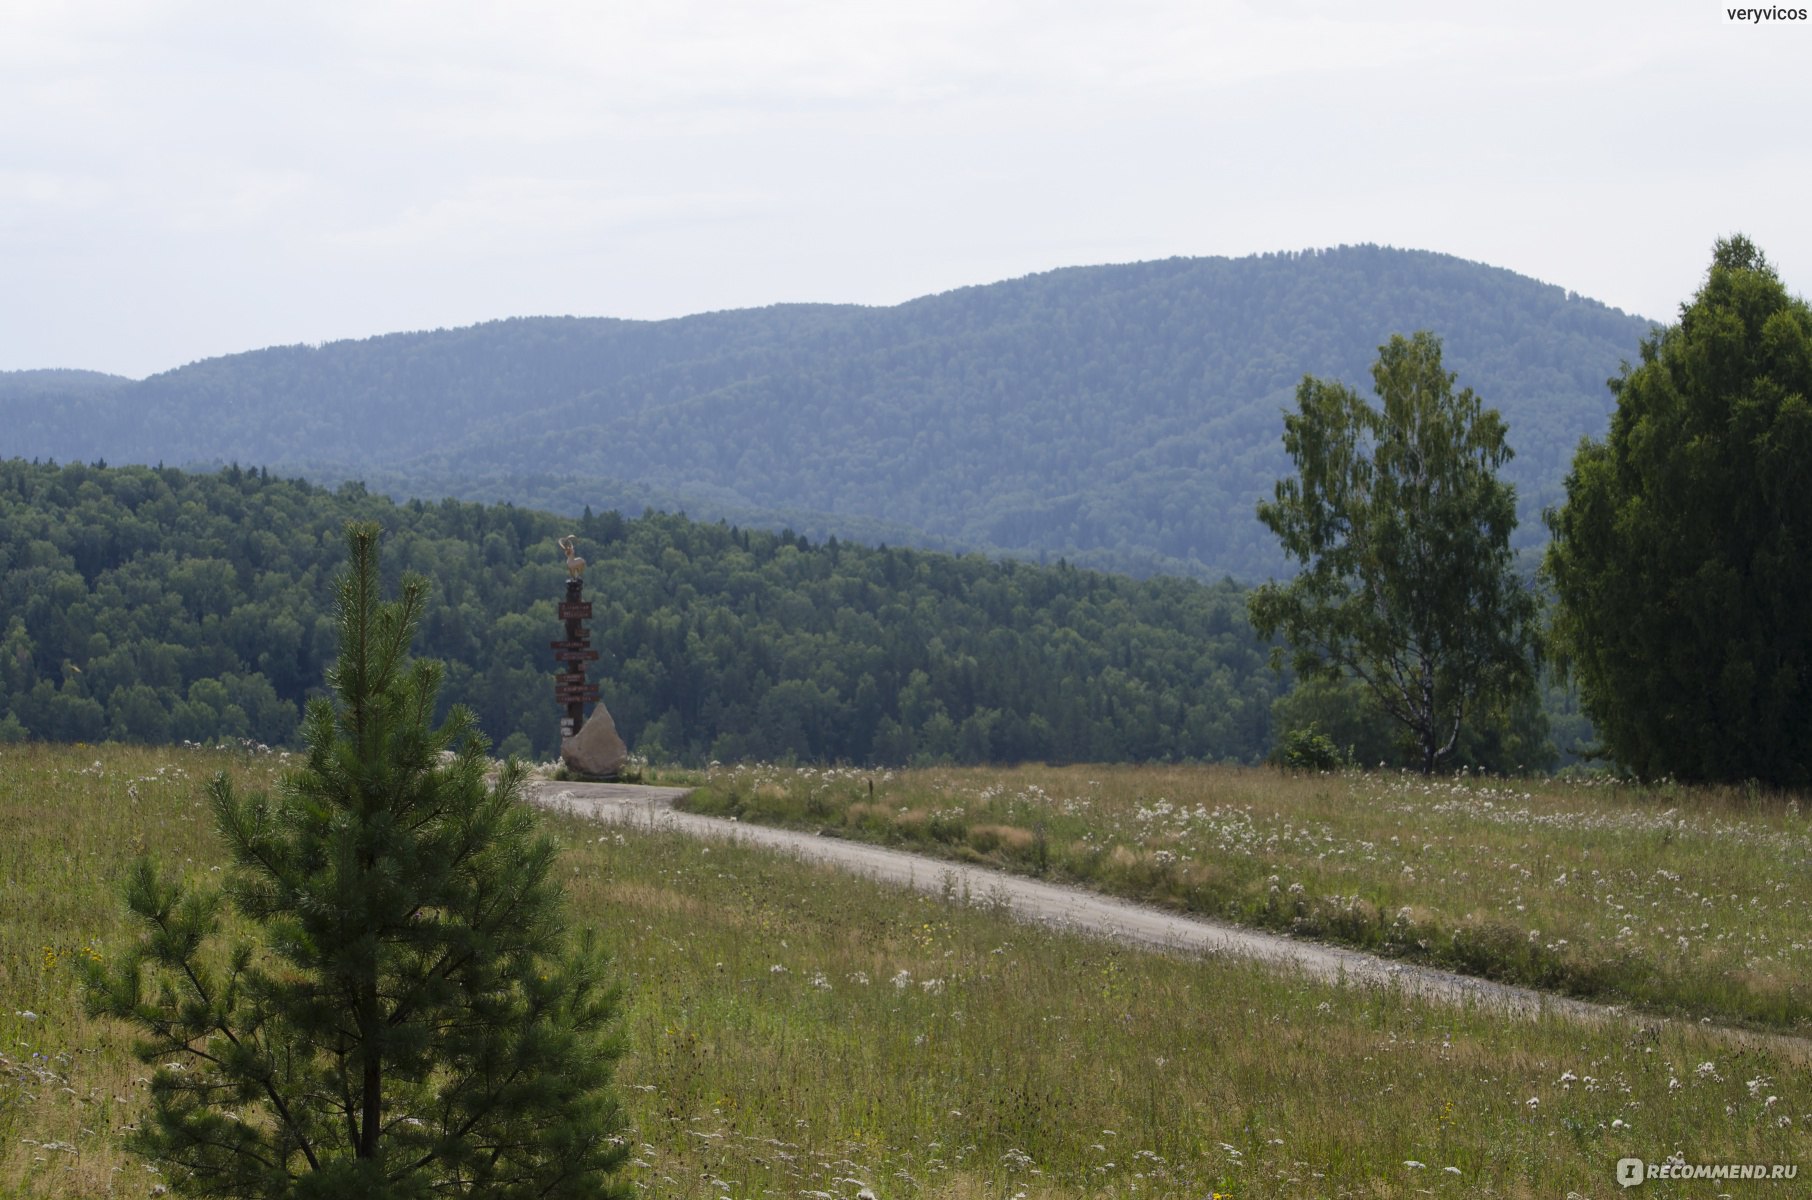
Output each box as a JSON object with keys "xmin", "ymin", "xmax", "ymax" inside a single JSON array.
[{"xmin": 528, "ymin": 780, "xmax": 1810, "ymax": 1058}]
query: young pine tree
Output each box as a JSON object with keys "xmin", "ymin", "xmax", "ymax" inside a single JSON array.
[{"xmin": 86, "ymin": 522, "xmax": 630, "ymax": 1200}]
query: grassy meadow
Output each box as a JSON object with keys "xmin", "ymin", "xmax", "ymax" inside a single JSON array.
[
  {"xmin": 683, "ymin": 764, "xmax": 1812, "ymax": 1032},
  {"xmin": 4, "ymin": 742, "xmax": 1811, "ymax": 1198}
]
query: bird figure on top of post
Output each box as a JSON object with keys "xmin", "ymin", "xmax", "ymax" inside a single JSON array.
[{"xmin": 558, "ymin": 534, "xmax": 586, "ymax": 581}]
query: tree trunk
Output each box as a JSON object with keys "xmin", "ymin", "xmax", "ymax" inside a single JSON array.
[{"xmin": 360, "ymin": 1043, "xmax": 381, "ymax": 1158}]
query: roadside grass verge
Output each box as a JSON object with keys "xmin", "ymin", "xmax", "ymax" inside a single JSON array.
[
  {"xmin": 5, "ymin": 742, "xmax": 1810, "ymax": 1197},
  {"xmin": 681, "ymin": 763, "xmax": 1812, "ymax": 1031}
]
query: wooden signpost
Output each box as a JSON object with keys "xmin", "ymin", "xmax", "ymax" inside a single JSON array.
[{"xmin": 553, "ymin": 577, "xmax": 594, "ymax": 739}]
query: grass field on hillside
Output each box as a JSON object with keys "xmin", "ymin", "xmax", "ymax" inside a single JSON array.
[
  {"xmin": 686, "ymin": 763, "xmax": 1812, "ymax": 1030},
  {"xmin": 4, "ymin": 743, "xmax": 1810, "ymax": 1198}
]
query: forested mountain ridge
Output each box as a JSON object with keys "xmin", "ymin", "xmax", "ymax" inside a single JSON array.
[
  {"xmin": 1, "ymin": 246, "xmax": 1656, "ymax": 580},
  {"xmin": 0, "ymin": 459, "xmax": 1279, "ymax": 764},
  {"xmin": 0, "ymin": 368, "xmax": 133, "ymax": 400}
]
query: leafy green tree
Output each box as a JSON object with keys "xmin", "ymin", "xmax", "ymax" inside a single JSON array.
[
  {"xmin": 1249, "ymin": 332, "xmax": 1540, "ymax": 774},
  {"xmin": 86, "ymin": 522, "xmax": 629, "ymax": 1199},
  {"xmin": 1545, "ymin": 236, "xmax": 1812, "ymax": 785}
]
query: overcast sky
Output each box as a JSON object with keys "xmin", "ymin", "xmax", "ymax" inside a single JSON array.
[{"xmin": 3, "ymin": 0, "xmax": 1807, "ymax": 378}]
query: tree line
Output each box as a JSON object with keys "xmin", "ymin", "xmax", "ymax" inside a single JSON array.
[{"xmin": 0, "ymin": 460, "xmax": 1280, "ymax": 765}]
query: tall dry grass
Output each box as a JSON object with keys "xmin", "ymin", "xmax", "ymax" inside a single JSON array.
[
  {"xmin": 4, "ymin": 744, "xmax": 1810, "ymax": 1198},
  {"xmin": 686, "ymin": 762, "xmax": 1812, "ymax": 1029}
]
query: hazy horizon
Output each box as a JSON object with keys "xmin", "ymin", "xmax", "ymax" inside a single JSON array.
[{"xmin": 4, "ymin": 1, "xmax": 1807, "ymax": 378}]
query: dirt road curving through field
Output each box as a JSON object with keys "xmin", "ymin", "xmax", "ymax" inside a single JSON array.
[{"xmin": 528, "ymin": 781, "xmax": 1810, "ymax": 1058}]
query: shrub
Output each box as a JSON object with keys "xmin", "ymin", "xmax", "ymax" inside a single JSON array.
[{"xmin": 1273, "ymin": 724, "xmax": 1346, "ymax": 772}]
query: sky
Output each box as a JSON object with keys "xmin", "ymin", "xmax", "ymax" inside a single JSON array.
[{"xmin": 3, "ymin": 0, "xmax": 1808, "ymax": 379}]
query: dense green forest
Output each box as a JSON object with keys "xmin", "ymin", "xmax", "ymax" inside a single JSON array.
[
  {"xmin": 1, "ymin": 246, "xmax": 1655, "ymax": 581},
  {"xmin": 0, "ymin": 460, "xmax": 1284, "ymax": 764}
]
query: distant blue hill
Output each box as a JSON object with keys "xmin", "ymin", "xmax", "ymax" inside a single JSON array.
[{"xmin": 0, "ymin": 245, "xmax": 1655, "ymax": 581}]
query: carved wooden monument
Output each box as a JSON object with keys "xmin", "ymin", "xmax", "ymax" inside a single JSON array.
[{"xmin": 553, "ymin": 535, "xmax": 628, "ymax": 777}]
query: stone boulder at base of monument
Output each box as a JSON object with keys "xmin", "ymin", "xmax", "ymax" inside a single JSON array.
[{"xmin": 561, "ymin": 703, "xmax": 629, "ymax": 778}]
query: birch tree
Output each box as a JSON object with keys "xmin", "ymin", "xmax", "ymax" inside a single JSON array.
[{"xmin": 1249, "ymin": 332, "xmax": 1539, "ymax": 774}]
